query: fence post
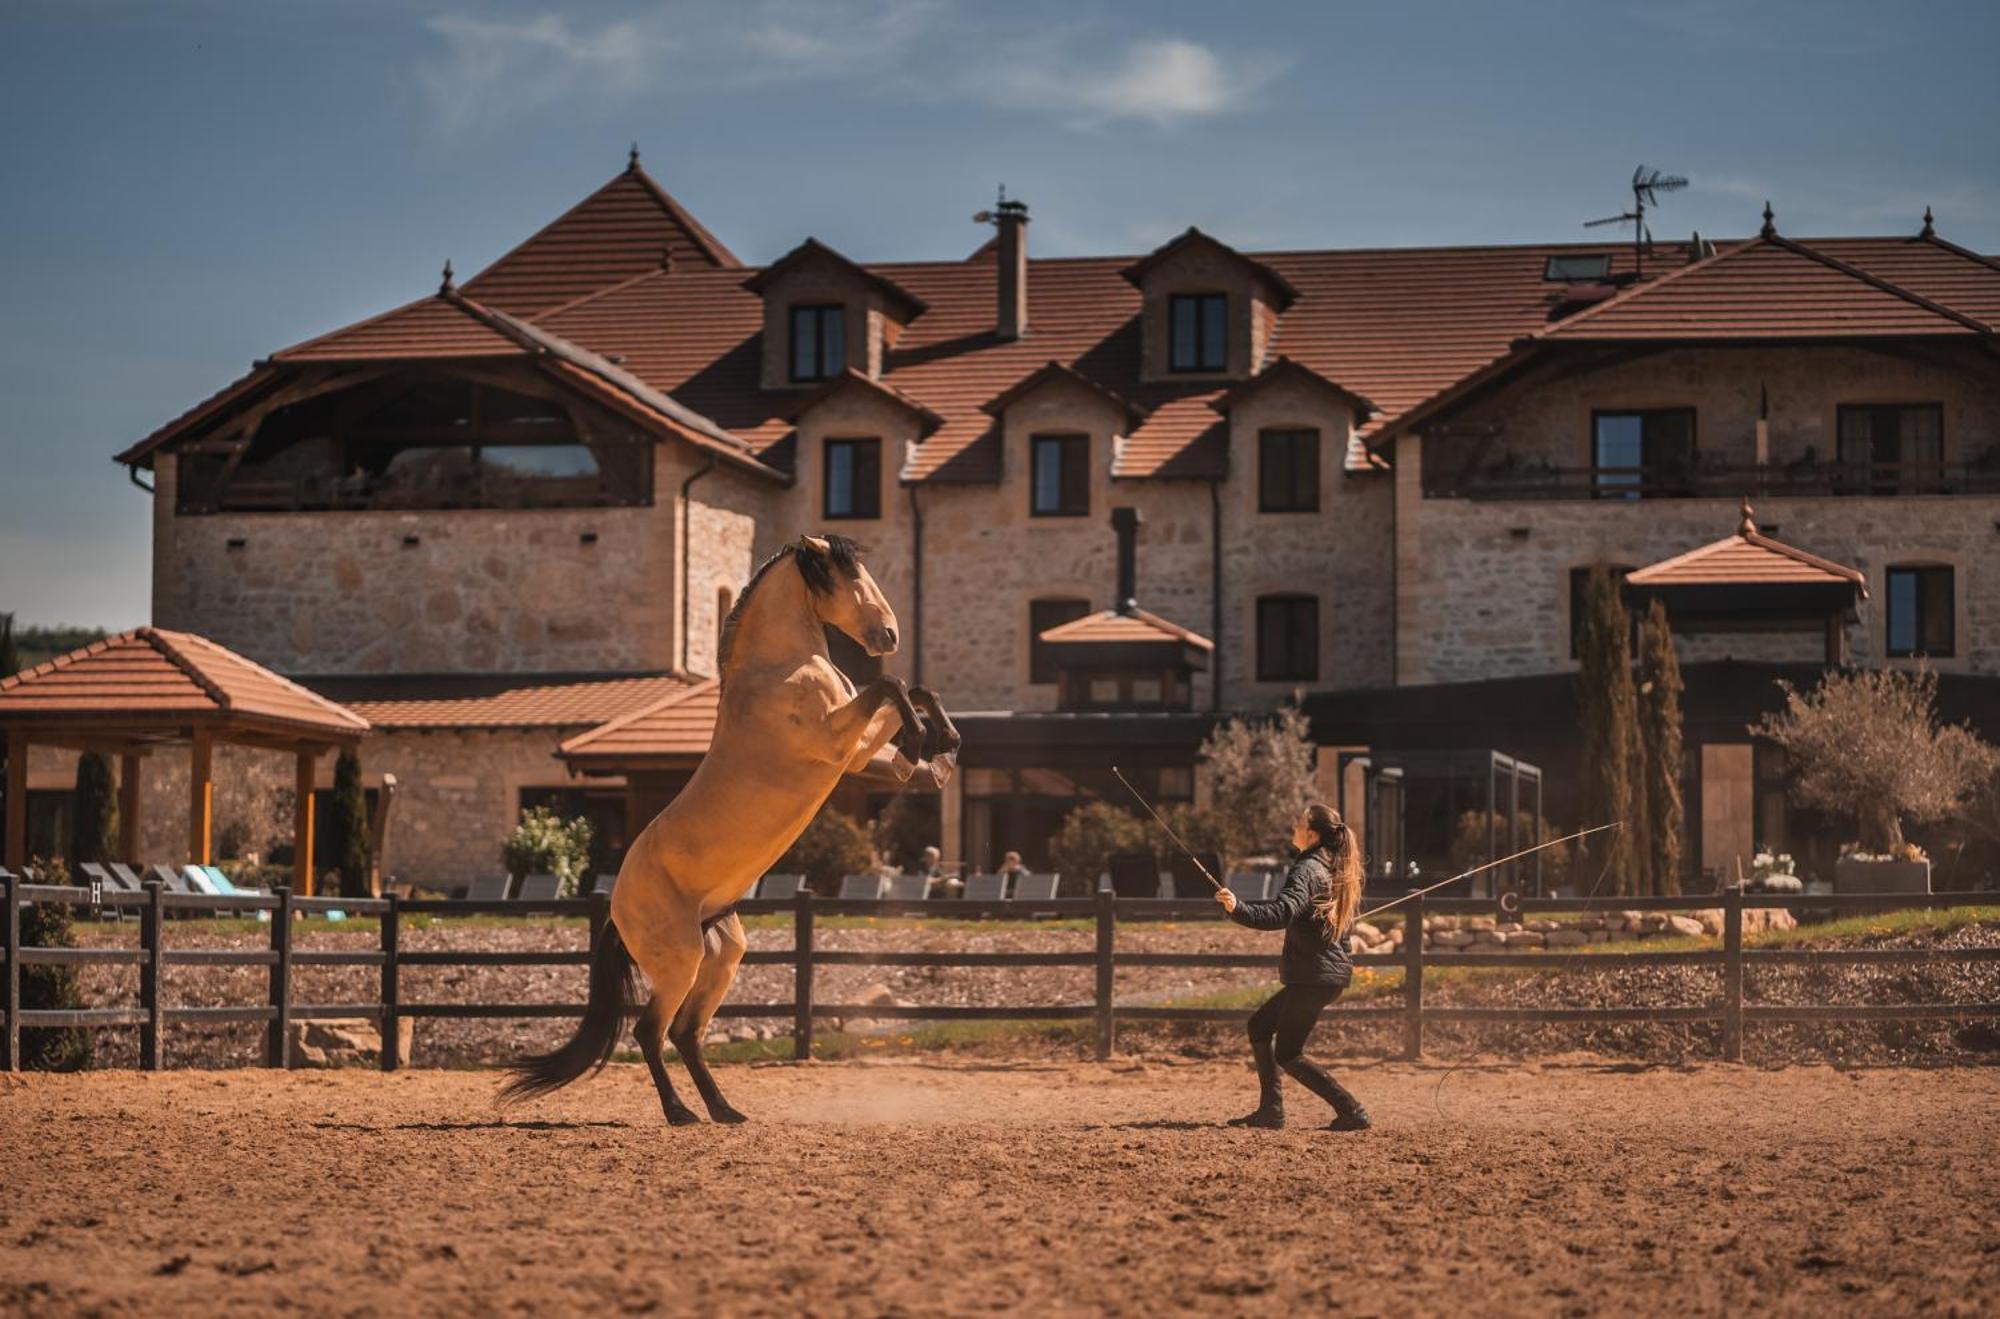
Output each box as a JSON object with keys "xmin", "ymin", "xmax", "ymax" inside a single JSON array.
[
  {"xmin": 140, "ymin": 880, "xmax": 164, "ymax": 1071},
  {"xmin": 380, "ymin": 895, "xmax": 401, "ymax": 1072},
  {"xmin": 1094, "ymin": 887, "xmax": 1116, "ymax": 1061},
  {"xmin": 265, "ymin": 886, "xmax": 294, "ymax": 1068},
  {"xmin": 1722, "ymin": 887, "xmax": 1744, "ymax": 1063},
  {"xmin": 2, "ymin": 871, "xmax": 18, "ymax": 1072},
  {"xmin": 1403, "ymin": 896, "xmax": 1425, "ymax": 1061},
  {"xmin": 793, "ymin": 889, "xmax": 814, "ymax": 1062}
]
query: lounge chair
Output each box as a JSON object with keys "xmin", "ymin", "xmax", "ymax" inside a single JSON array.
[
  {"xmin": 152, "ymin": 864, "xmax": 200, "ymax": 896},
  {"xmin": 962, "ymin": 873, "xmax": 1009, "ymax": 902},
  {"xmin": 76, "ymin": 863, "xmax": 135, "ymax": 919},
  {"xmin": 1227, "ymin": 871, "xmax": 1272, "ymax": 902},
  {"xmin": 202, "ymin": 865, "xmax": 265, "ymax": 897},
  {"xmin": 589, "ymin": 872, "xmax": 618, "ymax": 897},
  {"xmin": 838, "ymin": 873, "xmax": 888, "ymax": 900},
  {"xmin": 109, "ymin": 862, "xmax": 150, "ymax": 890},
  {"xmin": 1169, "ymin": 851, "xmax": 1223, "ymax": 899},
  {"xmin": 1107, "ymin": 852, "xmax": 1163, "ymax": 899},
  {"xmin": 1011, "ymin": 872, "xmax": 1061, "ymax": 902},
  {"xmin": 464, "ymin": 874, "xmax": 513, "ymax": 901},
  {"xmin": 515, "ymin": 873, "xmax": 564, "ymax": 902},
  {"xmin": 882, "ymin": 873, "xmax": 929, "ymax": 901},
  {"xmin": 755, "ymin": 873, "xmax": 804, "ymax": 901}
]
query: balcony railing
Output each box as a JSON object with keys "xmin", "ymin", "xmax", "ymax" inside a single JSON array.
[{"xmin": 1427, "ymin": 457, "xmax": 2000, "ymax": 501}]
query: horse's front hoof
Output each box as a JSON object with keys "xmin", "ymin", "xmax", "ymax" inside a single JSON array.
[
  {"xmin": 709, "ymin": 1107, "xmax": 749, "ymax": 1125},
  {"xmin": 664, "ymin": 1106, "xmax": 703, "ymax": 1127}
]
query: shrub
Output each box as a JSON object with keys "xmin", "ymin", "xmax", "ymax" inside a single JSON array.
[
  {"xmin": 1449, "ymin": 810, "xmax": 1573, "ymax": 892},
  {"xmin": 19, "ymin": 858, "xmax": 90, "ymax": 1071},
  {"xmin": 1049, "ymin": 801, "xmax": 1150, "ymax": 896},
  {"xmin": 68, "ymin": 751, "xmax": 118, "ymax": 866},
  {"xmin": 1576, "ymin": 564, "xmax": 1642, "ymax": 894},
  {"xmin": 1756, "ymin": 665, "xmax": 1999, "ymax": 854},
  {"xmin": 1158, "ymin": 802, "xmax": 1231, "ymax": 871},
  {"xmin": 871, "ymin": 792, "xmax": 938, "ymax": 872},
  {"xmin": 327, "ymin": 749, "xmax": 372, "ymax": 898},
  {"xmin": 1201, "ymin": 703, "xmax": 1319, "ymax": 859},
  {"xmin": 775, "ymin": 808, "xmax": 874, "ymax": 892},
  {"xmin": 503, "ymin": 806, "xmax": 595, "ymax": 897},
  {"xmin": 1636, "ymin": 599, "xmax": 1686, "ymax": 895}
]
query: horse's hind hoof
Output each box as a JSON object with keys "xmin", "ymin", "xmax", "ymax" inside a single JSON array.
[
  {"xmin": 709, "ymin": 1107, "xmax": 749, "ymax": 1125},
  {"xmin": 664, "ymin": 1107, "xmax": 703, "ymax": 1127}
]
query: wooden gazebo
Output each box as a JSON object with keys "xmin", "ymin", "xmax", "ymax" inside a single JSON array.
[{"xmin": 0, "ymin": 628, "xmax": 368, "ymax": 890}]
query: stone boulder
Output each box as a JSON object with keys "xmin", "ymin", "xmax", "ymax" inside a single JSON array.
[
  {"xmin": 1546, "ymin": 929, "xmax": 1589, "ymax": 947},
  {"xmin": 1746, "ymin": 907, "xmax": 1799, "ymax": 934},
  {"xmin": 1665, "ymin": 915, "xmax": 1708, "ymax": 938},
  {"xmin": 288, "ymin": 1017, "xmax": 414, "ymax": 1069},
  {"xmin": 1432, "ymin": 929, "xmax": 1475, "ymax": 948},
  {"xmin": 1508, "ymin": 930, "xmax": 1546, "ymax": 948}
]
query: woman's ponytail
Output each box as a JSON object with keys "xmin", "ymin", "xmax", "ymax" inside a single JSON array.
[{"xmin": 1303, "ymin": 804, "xmax": 1363, "ymax": 939}]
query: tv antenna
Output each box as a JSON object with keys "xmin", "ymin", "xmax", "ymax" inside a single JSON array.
[{"xmin": 1584, "ymin": 165, "xmax": 1688, "ymax": 275}]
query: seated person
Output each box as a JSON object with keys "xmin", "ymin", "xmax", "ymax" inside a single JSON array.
[
  {"xmin": 916, "ymin": 846, "xmax": 962, "ymax": 898},
  {"xmin": 998, "ymin": 850, "xmax": 1031, "ymax": 887}
]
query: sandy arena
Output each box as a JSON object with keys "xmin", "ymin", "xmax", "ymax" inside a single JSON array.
[{"xmin": 2, "ymin": 1060, "xmax": 1995, "ymax": 1316}]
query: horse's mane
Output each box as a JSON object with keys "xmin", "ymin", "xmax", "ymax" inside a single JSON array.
[{"xmin": 716, "ymin": 535, "xmax": 862, "ymax": 689}]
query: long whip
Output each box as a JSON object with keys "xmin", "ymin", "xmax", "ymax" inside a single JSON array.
[
  {"xmin": 1110, "ymin": 766, "xmax": 1222, "ymax": 891},
  {"xmin": 1355, "ymin": 822, "xmax": 1622, "ymax": 924}
]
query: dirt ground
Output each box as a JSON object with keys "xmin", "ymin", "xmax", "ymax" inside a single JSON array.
[{"xmin": 2, "ymin": 1061, "xmax": 1996, "ymax": 1316}]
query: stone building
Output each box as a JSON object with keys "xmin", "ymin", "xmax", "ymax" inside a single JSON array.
[{"xmin": 63, "ymin": 157, "xmax": 2000, "ymax": 890}]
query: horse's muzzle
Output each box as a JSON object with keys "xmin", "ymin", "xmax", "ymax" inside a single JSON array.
[{"xmin": 866, "ymin": 625, "xmax": 899, "ymax": 656}]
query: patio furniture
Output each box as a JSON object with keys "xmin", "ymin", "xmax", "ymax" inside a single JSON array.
[
  {"xmin": 151, "ymin": 864, "xmax": 200, "ymax": 896},
  {"xmin": 515, "ymin": 873, "xmax": 564, "ymax": 902},
  {"xmin": 754, "ymin": 873, "xmax": 804, "ymax": 901},
  {"xmin": 1168, "ymin": 851, "xmax": 1223, "ymax": 898},
  {"xmin": 1011, "ymin": 872, "xmax": 1060, "ymax": 902},
  {"xmin": 589, "ymin": 872, "xmax": 619, "ymax": 897},
  {"xmin": 882, "ymin": 873, "xmax": 929, "ymax": 901},
  {"xmin": 1227, "ymin": 870, "xmax": 1274, "ymax": 902},
  {"xmin": 962, "ymin": 873, "xmax": 1009, "ymax": 902},
  {"xmin": 838, "ymin": 873, "xmax": 888, "ymax": 900},
  {"xmin": 1107, "ymin": 852, "xmax": 1163, "ymax": 899},
  {"xmin": 464, "ymin": 874, "xmax": 513, "ymax": 901},
  {"xmin": 108, "ymin": 862, "xmax": 150, "ymax": 890}
]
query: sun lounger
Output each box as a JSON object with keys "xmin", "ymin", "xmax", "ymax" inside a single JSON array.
[
  {"xmin": 515, "ymin": 872, "xmax": 564, "ymax": 901},
  {"xmin": 838, "ymin": 873, "xmax": 888, "ymax": 900},
  {"xmin": 755, "ymin": 873, "xmax": 804, "ymax": 901},
  {"xmin": 1226, "ymin": 871, "xmax": 1272, "ymax": 902},
  {"xmin": 589, "ymin": 872, "xmax": 618, "ymax": 897},
  {"xmin": 464, "ymin": 874, "xmax": 513, "ymax": 901},
  {"xmin": 1011, "ymin": 872, "xmax": 1060, "ymax": 903},
  {"xmin": 962, "ymin": 873, "xmax": 1009, "ymax": 902},
  {"xmin": 152, "ymin": 864, "xmax": 200, "ymax": 896},
  {"xmin": 1107, "ymin": 852, "xmax": 1163, "ymax": 899},
  {"xmin": 882, "ymin": 873, "xmax": 929, "ymax": 901},
  {"xmin": 109, "ymin": 862, "xmax": 150, "ymax": 890}
]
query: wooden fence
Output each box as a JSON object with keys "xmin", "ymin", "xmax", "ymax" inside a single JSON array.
[{"xmin": 4, "ymin": 875, "xmax": 1998, "ymax": 1072}]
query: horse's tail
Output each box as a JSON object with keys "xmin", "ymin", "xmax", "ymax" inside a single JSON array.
[{"xmin": 498, "ymin": 921, "xmax": 634, "ymax": 1104}]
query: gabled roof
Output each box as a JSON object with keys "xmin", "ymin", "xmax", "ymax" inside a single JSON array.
[
  {"xmin": 0, "ymin": 629, "xmax": 369, "ymax": 740},
  {"xmin": 558, "ymin": 679, "xmax": 721, "ymax": 765},
  {"xmin": 742, "ymin": 237, "xmax": 927, "ymax": 320},
  {"xmin": 1540, "ymin": 222, "xmax": 1991, "ymax": 342},
  {"xmin": 1812, "ymin": 226, "xmax": 2000, "ymax": 326},
  {"xmin": 1210, "ymin": 356, "xmax": 1377, "ymax": 419},
  {"xmin": 463, "ymin": 157, "xmax": 740, "ymax": 315},
  {"xmin": 1040, "ymin": 607, "xmax": 1215, "ymax": 651},
  {"xmin": 1625, "ymin": 502, "xmax": 1868, "ymax": 594},
  {"xmin": 784, "ymin": 368, "xmax": 943, "ymax": 430},
  {"xmin": 1120, "ymin": 228, "xmax": 1300, "ymax": 310},
  {"xmin": 982, "ymin": 361, "xmax": 1142, "ymax": 422},
  {"xmin": 271, "ymin": 290, "xmax": 529, "ymax": 363},
  {"xmin": 301, "ymin": 671, "xmax": 696, "ymax": 730}
]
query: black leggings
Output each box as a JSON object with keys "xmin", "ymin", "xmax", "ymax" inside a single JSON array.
[{"xmin": 1247, "ymin": 983, "xmax": 1342, "ymax": 1063}]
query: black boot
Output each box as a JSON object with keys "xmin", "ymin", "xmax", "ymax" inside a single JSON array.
[
  {"xmin": 1228, "ymin": 1037, "xmax": 1286, "ymax": 1129},
  {"xmin": 1282, "ymin": 1057, "xmax": 1372, "ymax": 1131}
]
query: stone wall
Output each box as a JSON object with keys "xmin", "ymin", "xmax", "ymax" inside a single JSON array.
[{"xmin": 1395, "ymin": 343, "xmax": 2000, "ymax": 685}]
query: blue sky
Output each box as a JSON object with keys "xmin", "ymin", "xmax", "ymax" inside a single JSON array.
[{"xmin": 3, "ymin": 0, "xmax": 1996, "ymax": 630}]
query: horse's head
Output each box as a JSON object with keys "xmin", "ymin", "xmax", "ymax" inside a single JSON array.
[{"xmin": 795, "ymin": 534, "xmax": 899, "ymax": 656}]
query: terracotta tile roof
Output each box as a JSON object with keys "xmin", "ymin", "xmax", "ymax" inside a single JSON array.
[
  {"xmin": 0, "ymin": 629, "xmax": 369, "ymax": 739},
  {"xmin": 1810, "ymin": 231, "xmax": 2000, "ymax": 326},
  {"xmin": 302, "ymin": 671, "xmax": 695, "ymax": 730},
  {"xmin": 1121, "ymin": 228, "xmax": 1300, "ymax": 309},
  {"xmin": 1540, "ymin": 231, "xmax": 1991, "ymax": 342},
  {"xmin": 1040, "ymin": 607, "xmax": 1215, "ymax": 650},
  {"xmin": 557, "ymin": 679, "xmax": 721, "ymax": 764},
  {"xmin": 272, "ymin": 292, "xmax": 528, "ymax": 363},
  {"xmin": 115, "ymin": 366, "xmax": 280, "ymax": 466},
  {"xmin": 1626, "ymin": 504, "xmax": 1868, "ymax": 594},
  {"xmin": 743, "ymin": 238, "xmax": 926, "ymax": 320},
  {"xmin": 462, "ymin": 161, "xmax": 740, "ymax": 316},
  {"xmin": 784, "ymin": 369, "xmax": 943, "ymax": 429}
]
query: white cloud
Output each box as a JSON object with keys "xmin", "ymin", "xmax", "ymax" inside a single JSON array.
[
  {"xmin": 410, "ymin": 5, "xmax": 1284, "ymax": 136},
  {"xmin": 415, "ymin": 12, "xmax": 658, "ymax": 138}
]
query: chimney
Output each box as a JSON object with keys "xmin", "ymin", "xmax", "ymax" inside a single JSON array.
[
  {"xmin": 996, "ymin": 196, "xmax": 1029, "ymax": 340},
  {"xmin": 1111, "ymin": 506, "xmax": 1141, "ymax": 614}
]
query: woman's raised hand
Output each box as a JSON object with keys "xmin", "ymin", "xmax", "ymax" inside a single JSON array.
[{"xmin": 1215, "ymin": 887, "xmax": 1237, "ymax": 913}]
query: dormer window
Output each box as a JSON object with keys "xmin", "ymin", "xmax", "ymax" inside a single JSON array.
[
  {"xmin": 1170, "ymin": 294, "xmax": 1228, "ymax": 373},
  {"xmin": 790, "ymin": 304, "xmax": 845, "ymax": 382}
]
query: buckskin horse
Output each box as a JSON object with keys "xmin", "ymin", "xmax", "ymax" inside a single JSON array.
[{"xmin": 501, "ymin": 534, "xmax": 959, "ymax": 1124}]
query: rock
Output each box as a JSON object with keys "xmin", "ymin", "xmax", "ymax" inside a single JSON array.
[
  {"xmin": 1546, "ymin": 929, "xmax": 1589, "ymax": 946},
  {"xmin": 1466, "ymin": 917, "xmax": 1497, "ymax": 932},
  {"xmin": 1497, "ymin": 921, "xmax": 1524, "ymax": 934},
  {"xmin": 704, "ymin": 1032, "xmax": 729, "ymax": 1048},
  {"xmin": 1525, "ymin": 919, "xmax": 1559, "ymax": 934},
  {"xmin": 1387, "ymin": 924, "xmax": 1406, "ymax": 944},
  {"xmin": 1587, "ymin": 929, "xmax": 1612, "ymax": 943},
  {"xmin": 1577, "ymin": 917, "xmax": 1606, "ymax": 932},
  {"xmin": 1640, "ymin": 914, "xmax": 1671, "ymax": 934},
  {"xmin": 287, "ymin": 1017, "xmax": 414, "ymax": 1069},
  {"xmin": 1665, "ymin": 915, "xmax": 1707, "ymax": 938},
  {"xmin": 1748, "ymin": 907, "xmax": 1799, "ymax": 933},
  {"xmin": 1691, "ymin": 908, "xmax": 1725, "ymax": 936},
  {"xmin": 1483, "ymin": 930, "xmax": 1510, "ymax": 947},
  {"xmin": 1351, "ymin": 921, "xmax": 1382, "ymax": 944},
  {"xmin": 728, "ymin": 1027, "xmax": 757, "ymax": 1043},
  {"xmin": 1433, "ymin": 930, "xmax": 1475, "ymax": 948},
  {"xmin": 1618, "ymin": 910, "xmax": 1646, "ymax": 929},
  {"xmin": 857, "ymin": 984, "xmax": 899, "ymax": 1008},
  {"xmin": 1508, "ymin": 930, "xmax": 1546, "ymax": 947}
]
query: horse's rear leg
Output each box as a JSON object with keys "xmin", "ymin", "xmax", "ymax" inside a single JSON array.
[
  {"xmin": 627, "ymin": 925, "xmax": 705, "ymax": 1127},
  {"xmin": 668, "ymin": 914, "xmax": 749, "ymax": 1124},
  {"xmin": 634, "ymin": 995, "xmax": 700, "ymax": 1126}
]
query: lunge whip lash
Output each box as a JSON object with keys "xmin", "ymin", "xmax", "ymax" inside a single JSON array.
[
  {"xmin": 1111, "ymin": 765, "xmax": 1222, "ymax": 891},
  {"xmin": 1355, "ymin": 822, "xmax": 1622, "ymax": 924}
]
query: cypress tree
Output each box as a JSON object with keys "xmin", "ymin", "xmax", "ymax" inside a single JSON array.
[
  {"xmin": 0, "ymin": 612, "xmax": 18, "ymax": 678},
  {"xmin": 1576, "ymin": 565, "xmax": 1641, "ymax": 894},
  {"xmin": 327, "ymin": 748, "xmax": 372, "ymax": 898},
  {"xmin": 69, "ymin": 751, "xmax": 118, "ymax": 866},
  {"xmin": 1636, "ymin": 600, "xmax": 1686, "ymax": 895}
]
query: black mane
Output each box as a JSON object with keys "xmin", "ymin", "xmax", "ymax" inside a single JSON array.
[{"xmin": 716, "ymin": 536, "xmax": 864, "ymax": 687}]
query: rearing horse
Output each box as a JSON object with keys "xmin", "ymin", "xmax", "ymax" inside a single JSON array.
[{"xmin": 501, "ymin": 534, "xmax": 959, "ymax": 1124}]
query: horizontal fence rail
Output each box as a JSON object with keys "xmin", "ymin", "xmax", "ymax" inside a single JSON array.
[{"xmin": 3, "ymin": 874, "xmax": 1998, "ymax": 1071}]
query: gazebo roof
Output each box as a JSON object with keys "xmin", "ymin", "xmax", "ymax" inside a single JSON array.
[
  {"xmin": 1039, "ymin": 608, "xmax": 1215, "ymax": 650},
  {"xmin": 558, "ymin": 679, "xmax": 721, "ymax": 769},
  {"xmin": 1625, "ymin": 502, "xmax": 1868, "ymax": 595},
  {"xmin": 0, "ymin": 628, "xmax": 369, "ymax": 746}
]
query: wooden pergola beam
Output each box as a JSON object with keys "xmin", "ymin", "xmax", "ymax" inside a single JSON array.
[
  {"xmin": 295, "ymin": 750, "xmax": 319, "ymax": 897},
  {"xmin": 189, "ymin": 729, "xmax": 214, "ymax": 867},
  {"xmin": 119, "ymin": 752, "xmax": 144, "ymax": 866},
  {"xmin": 4, "ymin": 730, "xmax": 25, "ymax": 871}
]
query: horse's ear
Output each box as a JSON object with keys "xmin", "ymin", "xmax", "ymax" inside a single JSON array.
[
  {"xmin": 796, "ymin": 534, "xmax": 832, "ymax": 555},
  {"xmin": 793, "ymin": 536, "xmax": 835, "ymax": 595}
]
